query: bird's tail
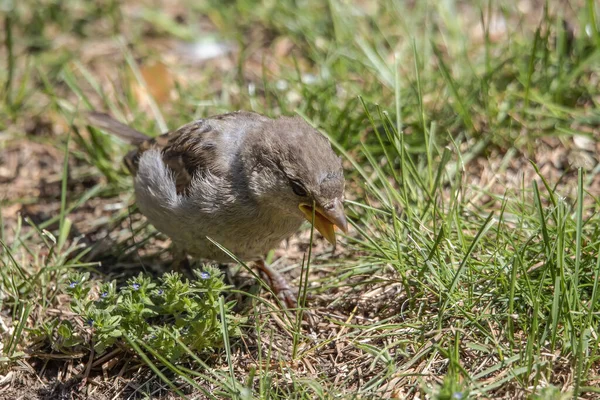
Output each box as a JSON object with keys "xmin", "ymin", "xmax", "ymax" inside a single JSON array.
[{"xmin": 86, "ymin": 112, "xmax": 149, "ymax": 145}]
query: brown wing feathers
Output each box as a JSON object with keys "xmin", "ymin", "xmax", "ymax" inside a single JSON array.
[{"xmin": 86, "ymin": 112, "xmax": 215, "ymax": 195}]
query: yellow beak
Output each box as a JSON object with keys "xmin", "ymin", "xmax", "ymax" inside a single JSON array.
[{"xmin": 299, "ymin": 199, "xmax": 348, "ymax": 245}]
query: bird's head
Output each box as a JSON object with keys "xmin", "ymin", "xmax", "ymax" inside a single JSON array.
[{"xmin": 240, "ymin": 115, "xmax": 347, "ymax": 244}]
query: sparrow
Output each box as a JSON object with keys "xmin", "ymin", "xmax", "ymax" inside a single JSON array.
[{"xmin": 86, "ymin": 111, "xmax": 348, "ymax": 308}]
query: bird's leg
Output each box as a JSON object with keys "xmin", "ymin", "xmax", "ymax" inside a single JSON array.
[
  {"xmin": 255, "ymin": 259, "xmax": 298, "ymax": 309},
  {"xmin": 172, "ymin": 246, "xmax": 194, "ymax": 279}
]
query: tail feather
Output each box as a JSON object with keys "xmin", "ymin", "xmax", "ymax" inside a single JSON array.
[{"xmin": 86, "ymin": 112, "xmax": 149, "ymax": 145}]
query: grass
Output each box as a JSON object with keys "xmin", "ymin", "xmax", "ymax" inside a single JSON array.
[{"xmin": 1, "ymin": 0, "xmax": 600, "ymax": 398}]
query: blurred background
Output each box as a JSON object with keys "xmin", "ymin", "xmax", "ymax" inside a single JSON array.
[{"xmin": 1, "ymin": 0, "xmax": 598, "ymax": 205}]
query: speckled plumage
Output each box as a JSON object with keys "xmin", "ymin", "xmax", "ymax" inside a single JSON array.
[{"xmin": 87, "ymin": 111, "xmax": 346, "ymax": 263}]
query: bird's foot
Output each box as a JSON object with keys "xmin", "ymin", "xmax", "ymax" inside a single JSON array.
[
  {"xmin": 172, "ymin": 250, "xmax": 195, "ymax": 280},
  {"xmin": 255, "ymin": 259, "xmax": 299, "ymax": 309}
]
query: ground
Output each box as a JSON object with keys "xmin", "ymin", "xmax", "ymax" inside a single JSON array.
[{"xmin": 1, "ymin": 0, "xmax": 600, "ymax": 399}]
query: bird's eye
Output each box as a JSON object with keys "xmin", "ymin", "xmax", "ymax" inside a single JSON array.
[{"xmin": 290, "ymin": 180, "xmax": 308, "ymax": 197}]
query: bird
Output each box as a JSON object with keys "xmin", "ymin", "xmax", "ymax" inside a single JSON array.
[{"xmin": 86, "ymin": 110, "xmax": 348, "ymax": 308}]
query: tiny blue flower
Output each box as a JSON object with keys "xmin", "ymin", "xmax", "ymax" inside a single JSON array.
[
  {"xmin": 157, "ymin": 289, "xmax": 164, "ymax": 295},
  {"xmin": 101, "ymin": 292, "xmax": 109, "ymax": 298},
  {"xmin": 199, "ymin": 271, "xmax": 210, "ymax": 280},
  {"xmin": 86, "ymin": 319, "xmax": 94, "ymax": 327},
  {"xmin": 68, "ymin": 281, "xmax": 78, "ymax": 288},
  {"xmin": 132, "ymin": 283, "xmax": 140, "ymax": 290},
  {"xmin": 452, "ymin": 392, "xmax": 463, "ymax": 400}
]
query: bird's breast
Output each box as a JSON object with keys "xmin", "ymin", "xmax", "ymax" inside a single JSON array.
[{"xmin": 133, "ymin": 149, "xmax": 304, "ymax": 262}]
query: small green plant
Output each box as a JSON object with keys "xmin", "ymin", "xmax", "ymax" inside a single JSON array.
[
  {"xmin": 432, "ymin": 376, "xmax": 470, "ymax": 400},
  {"xmin": 65, "ymin": 266, "xmax": 240, "ymax": 361},
  {"xmin": 529, "ymin": 386, "xmax": 572, "ymax": 400}
]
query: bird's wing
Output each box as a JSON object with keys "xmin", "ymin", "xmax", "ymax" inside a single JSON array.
[{"xmin": 126, "ymin": 111, "xmax": 269, "ymax": 195}]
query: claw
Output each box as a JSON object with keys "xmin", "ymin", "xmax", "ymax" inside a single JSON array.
[{"xmin": 255, "ymin": 259, "xmax": 298, "ymax": 308}]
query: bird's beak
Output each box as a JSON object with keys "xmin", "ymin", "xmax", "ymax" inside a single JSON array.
[{"xmin": 299, "ymin": 198, "xmax": 348, "ymax": 245}]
